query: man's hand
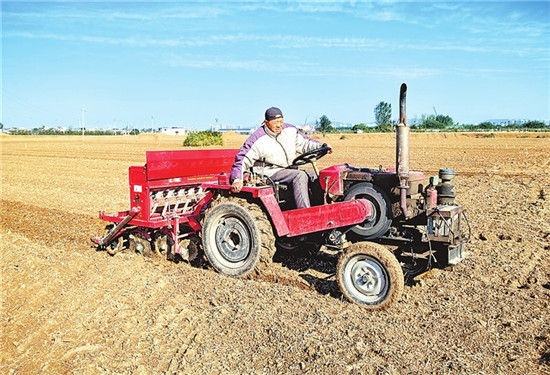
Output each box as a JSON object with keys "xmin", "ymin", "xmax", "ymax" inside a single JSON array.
[
  {"xmin": 324, "ymin": 143, "xmax": 333, "ymax": 154},
  {"xmin": 231, "ymin": 180, "xmax": 243, "ymax": 193}
]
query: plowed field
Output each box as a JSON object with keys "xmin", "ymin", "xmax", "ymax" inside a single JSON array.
[{"xmin": 1, "ymin": 132, "xmax": 549, "ymax": 374}]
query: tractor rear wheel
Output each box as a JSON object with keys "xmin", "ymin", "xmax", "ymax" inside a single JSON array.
[
  {"xmin": 337, "ymin": 242, "xmax": 403, "ymax": 310},
  {"xmin": 344, "ymin": 182, "xmax": 392, "ymax": 240},
  {"xmin": 202, "ymin": 196, "xmax": 276, "ymax": 277}
]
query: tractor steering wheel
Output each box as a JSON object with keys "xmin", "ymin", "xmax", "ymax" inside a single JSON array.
[{"xmin": 292, "ymin": 144, "xmax": 331, "ymax": 167}]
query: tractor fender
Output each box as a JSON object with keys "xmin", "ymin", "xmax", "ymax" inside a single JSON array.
[
  {"xmin": 258, "ymin": 196, "xmax": 373, "ymax": 238},
  {"xmin": 201, "ymin": 183, "xmax": 291, "ymax": 237},
  {"xmin": 201, "ymin": 184, "xmax": 373, "ymax": 238}
]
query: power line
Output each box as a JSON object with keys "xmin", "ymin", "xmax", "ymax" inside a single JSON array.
[{"xmin": 2, "ymin": 88, "xmax": 74, "ymax": 123}]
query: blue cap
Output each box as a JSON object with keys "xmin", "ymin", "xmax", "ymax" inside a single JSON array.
[{"xmin": 265, "ymin": 107, "xmax": 283, "ymax": 121}]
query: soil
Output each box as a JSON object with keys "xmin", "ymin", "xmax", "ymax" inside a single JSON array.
[{"xmin": 1, "ymin": 132, "xmax": 549, "ymax": 374}]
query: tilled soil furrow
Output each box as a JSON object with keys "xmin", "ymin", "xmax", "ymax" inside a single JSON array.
[
  {"xmin": 2, "ymin": 133, "xmax": 550, "ymax": 374},
  {"xmin": 1, "ymin": 199, "xmax": 103, "ymax": 249}
]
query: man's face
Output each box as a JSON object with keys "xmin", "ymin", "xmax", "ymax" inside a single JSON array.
[{"xmin": 265, "ymin": 118, "xmax": 284, "ymax": 134}]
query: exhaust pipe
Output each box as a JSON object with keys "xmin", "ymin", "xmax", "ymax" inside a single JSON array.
[{"xmin": 396, "ymin": 83, "xmax": 411, "ymax": 218}]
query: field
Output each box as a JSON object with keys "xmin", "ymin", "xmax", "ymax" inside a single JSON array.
[{"xmin": 1, "ymin": 132, "xmax": 549, "ymax": 374}]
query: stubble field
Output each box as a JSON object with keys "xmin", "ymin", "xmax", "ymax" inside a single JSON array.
[{"xmin": 1, "ymin": 131, "xmax": 549, "ymax": 374}]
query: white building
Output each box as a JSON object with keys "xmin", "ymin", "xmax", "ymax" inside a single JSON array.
[
  {"xmin": 485, "ymin": 119, "xmax": 529, "ymax": 126},
  {"xmin": 160, "ymin": 127, "xmax": 187, "ymax": 136}
]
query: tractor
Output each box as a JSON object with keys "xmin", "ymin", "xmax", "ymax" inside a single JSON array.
[{"xmin": 92, "ymin": 83, "xmax": 469, "ymax": 310}]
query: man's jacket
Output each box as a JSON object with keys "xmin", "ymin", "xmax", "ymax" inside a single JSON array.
[{"xmin": 230, "ymin": 123, "xmax": 323, "ymax": 182}]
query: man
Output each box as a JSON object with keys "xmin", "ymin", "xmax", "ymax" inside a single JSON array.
[{"xmin": 230, "ymin": 107, "xmax": 331, "ymax": 209}]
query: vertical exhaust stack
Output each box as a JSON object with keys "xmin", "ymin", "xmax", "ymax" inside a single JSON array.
[{"xmin": 396, "ymin": 83, "xmax": 411, "ymax": 218}]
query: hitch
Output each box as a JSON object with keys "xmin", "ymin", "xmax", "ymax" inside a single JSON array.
[{"xmin": 91, "ymin": 207, "xmax": 141, "ymax": 247}]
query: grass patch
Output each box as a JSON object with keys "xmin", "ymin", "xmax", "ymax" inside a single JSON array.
[
  {"xmin": 476, "ymin": 133, "xmax": 495, "ymax": 138},
  {"xmin": 183, "ymin": 131, "xmax": 224, "ymax": 147}
]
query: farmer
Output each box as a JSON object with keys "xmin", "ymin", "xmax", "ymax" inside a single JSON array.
[{"xmin": 230, "ymin": 107, "xmax": 331, "ymax": 209}]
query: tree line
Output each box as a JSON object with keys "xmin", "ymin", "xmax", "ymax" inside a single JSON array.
[
  {"xmin": 315, "ymin": 102, "xmax": 548, "ymax": 133},
  {"xmin": 4, "ymin": 127, "xmax": 141, "ymax": 136},
  {"xmin": 2, "ymin": 102, "xmax": 548, "ymax": 137}
]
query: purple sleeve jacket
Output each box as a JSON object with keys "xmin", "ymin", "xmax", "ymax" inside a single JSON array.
[{"xmin": 230, "ymin": 123, "xmax": 323, "ymax": 182}]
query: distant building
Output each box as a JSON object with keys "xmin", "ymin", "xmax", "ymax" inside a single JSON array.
[
  {"xmin": 210, "ymin": 124, "xmax": 257, "ymax": 134},
  {"xmin": 160, "ymin": 127, "xmax": 187, "ymax": 136},
  {"xmin": 485, "ymin": 119, "xmax": 529, "ymax": 126}
]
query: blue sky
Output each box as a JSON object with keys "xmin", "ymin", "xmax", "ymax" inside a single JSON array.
[{"xmin": 2, "ymin": 1, "xmax": 549, "ymax": 130}]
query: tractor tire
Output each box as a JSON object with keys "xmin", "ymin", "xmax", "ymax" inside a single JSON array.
[
  {"xmin": 202, "ymin": 196, "xmax": 276, "ymax": 277},
  {"xmin": 337, "ymin": 242, "xmax": 404, "ymax": 310},
  {"xmin": 344, "ymin": 182, "xmax": 392, "ymax": 240}
]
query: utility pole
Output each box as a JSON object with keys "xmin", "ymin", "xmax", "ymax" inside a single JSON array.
[{"xmin": 81, "ymin": 106, "xmax": 86, "ymax": 142}]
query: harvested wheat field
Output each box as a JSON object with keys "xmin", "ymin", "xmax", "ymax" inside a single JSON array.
[{"xmin": 1, "ymin": 131, "xmax": 549, "ymax": 374}]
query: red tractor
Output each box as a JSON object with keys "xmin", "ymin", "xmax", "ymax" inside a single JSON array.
[{"xmin": 92, "ymin": 84, "xmax": 469, "ymax": 310}]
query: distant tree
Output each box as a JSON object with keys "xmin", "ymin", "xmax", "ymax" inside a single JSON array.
[
  {"xmin": 0, "ymin": 122, "xmax": 3, "ymax": 130},
  {"xmin": 476, "ymin": 121, "xmax": 497, "ymax": 130},
  {"xmin": 377, "ymin": 124, "xmax": 394, "ymax": 132},
  {"xmin": 418, "ymin": 114, "xmax": 453, "ymax": 129},
  {"xmin": 352, "ymin": 123, "xmax": 368, "ymax": 132},
  {"xmin": 421, "ymin": 115, "xmax": 444, "ymax": 129},
  {"xmin": 523, "ymin": 120, "xmax": 547, "ymax": 129},
  {"xmin": 374, "ymin": 102, "xmax": 392, "ymax": 127},
  {"xmin": 129, "ymin": 128, "xmax": 140, "ymax": 135},
  {"xmin": 435, "ymin": 114, "xmax": 454, "ymax": 127},
  {"xmin": 316, "ymin": 115, "xmax": 335, "ymax": 133}
]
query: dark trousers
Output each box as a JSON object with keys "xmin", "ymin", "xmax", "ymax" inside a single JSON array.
[{"xmin": 270, "ymin": 169, "xmax": 321, "ymax": 209}]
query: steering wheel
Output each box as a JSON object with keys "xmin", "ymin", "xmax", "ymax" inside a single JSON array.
[{"xmin": 292, "ymin": 145, "xmax": 331, "ymax": 167}]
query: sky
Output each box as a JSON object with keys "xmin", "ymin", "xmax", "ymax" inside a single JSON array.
[{"xmin": 2, "ymin": 1, "xmax": 549, "ymax": 130}]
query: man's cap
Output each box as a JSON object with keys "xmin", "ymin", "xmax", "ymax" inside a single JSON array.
[{"xmin": 265, "ymin": 107, "xmax": 283, "ymax": 121}]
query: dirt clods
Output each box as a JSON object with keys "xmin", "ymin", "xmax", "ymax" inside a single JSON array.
[{"xmin": 1, "ymin": 132, "xmax": 549, "ymax": 374}]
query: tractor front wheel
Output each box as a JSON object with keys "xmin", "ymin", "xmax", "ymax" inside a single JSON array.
[
  {"xmin": 202, "ymin": 197, "xmax": 276, "ymax": 277},
  {"xmin": 337, "ymin": 242, "xmax": 404, "ymax": 310}
]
